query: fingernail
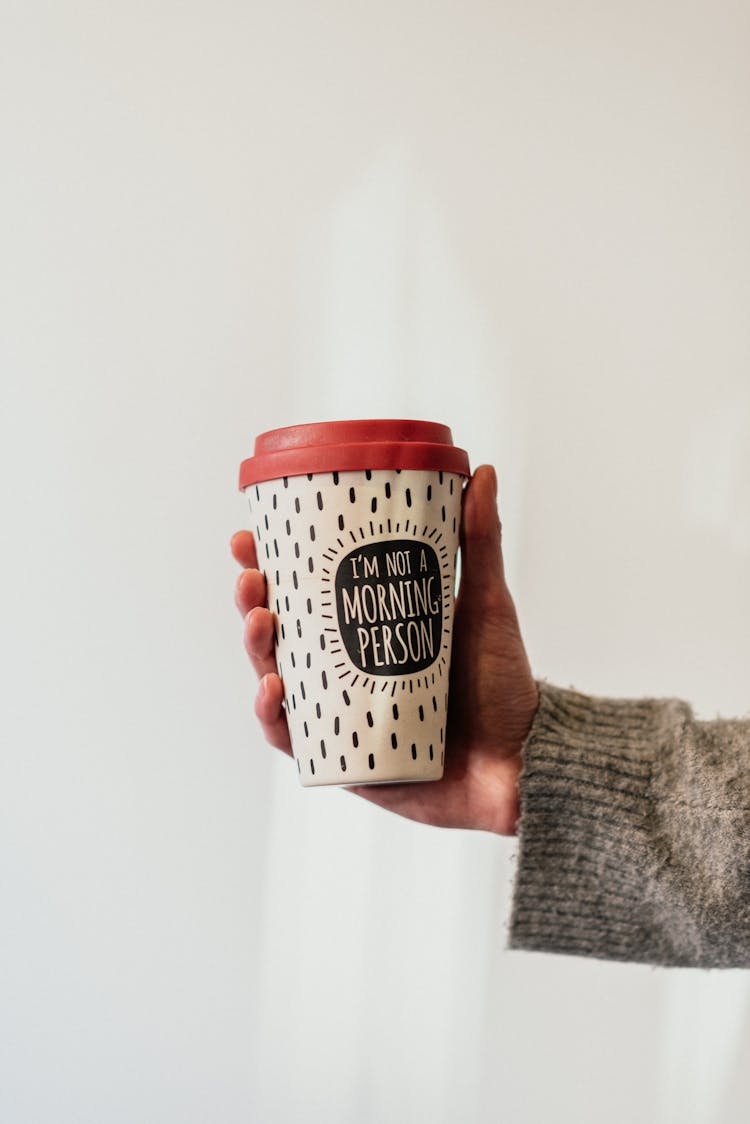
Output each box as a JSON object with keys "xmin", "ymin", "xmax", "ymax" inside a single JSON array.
[
  {"xmin": 258, "ymin": 674, "xmax": 268, "ymax": 697},
  {"xmin": 489, "ymin": 465, "xmax": 498, "ymax": 498}
]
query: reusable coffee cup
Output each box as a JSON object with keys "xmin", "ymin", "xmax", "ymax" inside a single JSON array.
[{"xmin": 238, "ymin": 420, "xmax": 470, "ymax": 786}]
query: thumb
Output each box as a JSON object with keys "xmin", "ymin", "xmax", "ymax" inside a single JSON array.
[{"xmin": 457, "ymin": 464, "xmax": 508, "ymax": 605}]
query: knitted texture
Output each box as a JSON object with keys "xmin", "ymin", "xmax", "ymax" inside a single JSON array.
[{"xmin": 508, "ymin": 681, "xmax": 750, "ymax": 968}]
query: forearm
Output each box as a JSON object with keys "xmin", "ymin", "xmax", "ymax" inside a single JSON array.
[{"xmin": 508, "ymin": 681, "xmax": 750, "ymax": 968}]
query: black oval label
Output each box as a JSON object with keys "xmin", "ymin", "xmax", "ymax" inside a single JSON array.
[{"xmin": 334, "ymin": 540, "xmax": 443, "ymax": 675}]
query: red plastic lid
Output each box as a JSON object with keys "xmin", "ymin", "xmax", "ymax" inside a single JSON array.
[{"xmin": 239, "ymin": 419, "xmax": 470, "ymax": 489}]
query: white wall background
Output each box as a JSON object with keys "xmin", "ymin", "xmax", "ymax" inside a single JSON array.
[{"xmin": 2, "ymin": 2, "xmax": 749, "ymax": 1121}]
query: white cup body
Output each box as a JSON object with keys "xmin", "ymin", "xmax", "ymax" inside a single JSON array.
[{"xmin": 245, "ymin": 467, "xmax": 464, "ymax": 786}]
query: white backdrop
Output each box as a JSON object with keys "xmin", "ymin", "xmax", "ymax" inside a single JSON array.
[{"xmin": 2, "ymin": 2, "xmax": 750, "ymax": 1122}]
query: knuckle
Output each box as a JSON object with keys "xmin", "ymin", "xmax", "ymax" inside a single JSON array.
[
  {"xmin": 247, "ymin": 615, "xmax": 275, "ymax": 658},
  {"xmin": 246, "ymin": 568, "xmax": 265, "ymax": 595}
]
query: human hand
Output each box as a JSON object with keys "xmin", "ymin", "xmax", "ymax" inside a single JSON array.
[{"xmin": 231, "ymin": 465, "xmax": 539, "ymax": 835}]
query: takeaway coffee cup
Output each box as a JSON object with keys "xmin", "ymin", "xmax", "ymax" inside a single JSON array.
[{"xmin": 238, "ymin": 420, "xmax": 470, "ymax": 786}]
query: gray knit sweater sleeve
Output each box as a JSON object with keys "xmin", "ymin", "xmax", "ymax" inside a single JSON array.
[{"xmin": 508, "ymin": 681, "xmax": 750, "ymax": 968}]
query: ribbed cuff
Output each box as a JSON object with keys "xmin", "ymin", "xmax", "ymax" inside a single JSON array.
[{"xmin": 508, "ymin": 681, "xmax": 684, "ymax": 966}]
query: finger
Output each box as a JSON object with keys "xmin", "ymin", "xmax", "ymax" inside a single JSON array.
[
  {"xmin": 243, "ymin": 606, "xmax": 279, "ymax": 680},
  {"xmin": 235, "ymin": 567, "xmax": 267, "ymax": 617},
  {"xmin": 254, "ymin": 673, "xmax": 292, "ymax": 754},
  {"xmin": 457, "ymin": 464, "xmax": 508, "ymax": 604},
  {"xmin": 230, "ymin": 530, "xmax": 259, "ymax": 570}
]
